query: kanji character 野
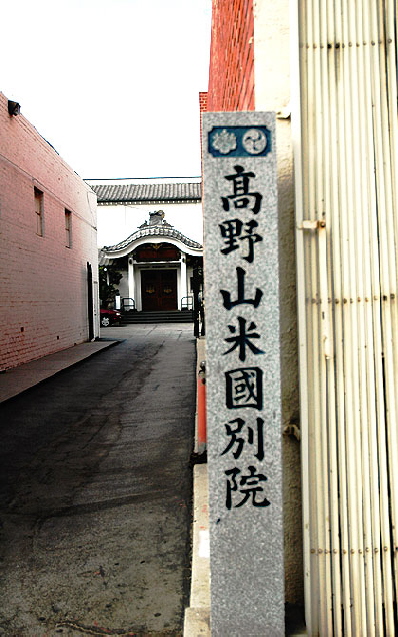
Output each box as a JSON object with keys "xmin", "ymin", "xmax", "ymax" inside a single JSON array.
[{"xmin": 219, "ymin": 218, "xmax": 263, "ymax": 263}]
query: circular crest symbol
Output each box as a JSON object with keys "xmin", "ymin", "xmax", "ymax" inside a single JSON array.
[{"xmin": 242, "ymin": 129, "xmax": 268, "ymax": 154}]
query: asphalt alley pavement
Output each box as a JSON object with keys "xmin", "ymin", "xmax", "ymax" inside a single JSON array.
[{"xmin": 0, "ymin": 324, "xmax": 196, "ymax": 636}]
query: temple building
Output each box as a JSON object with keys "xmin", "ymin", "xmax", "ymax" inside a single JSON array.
[
  {"xmin": 99, "ymin": 209, "xmax": 203, "ymax": 313},
  {"xmin": 87, "ymin": 177, "xmax": 203, "ymax": 316}
]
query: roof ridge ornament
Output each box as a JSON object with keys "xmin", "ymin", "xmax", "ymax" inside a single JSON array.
[{"xmin": 139, "ymin": 210, "xmax": 173, "ymax": 229}]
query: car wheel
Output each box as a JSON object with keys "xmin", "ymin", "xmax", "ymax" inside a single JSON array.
[{"xmin": 101, "ymin": 316, "xmax": 110, "ymax": 327}]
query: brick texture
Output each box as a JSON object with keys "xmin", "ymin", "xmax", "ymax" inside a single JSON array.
[
  {"xmin": 0, "ymin": 92, "xmax": 99, "ymax": 370},
  {"xmin": 199, "ymin": 92, "xmax": 208, "ymax": 114},
  {"xmin": 199, "ymin": 92, "xmax": 208, "ymax": 169},
  {"xmin": 207, "ymin": 0, "xmax": 254, "ymax": 112}
]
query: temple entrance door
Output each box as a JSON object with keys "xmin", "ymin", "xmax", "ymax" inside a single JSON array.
[{"xmin": 141, "ymin": 269, "xmax": 178, "ymax": 311}]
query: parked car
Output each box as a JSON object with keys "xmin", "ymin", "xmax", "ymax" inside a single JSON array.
[{"xmin": 100, "ymin": 308, "xmax": 122, "ymax": 327}]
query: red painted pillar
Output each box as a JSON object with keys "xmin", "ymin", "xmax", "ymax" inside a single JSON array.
[{"xmin": 197, "ymin": 361, "xmax": 207, "ymax": 448}]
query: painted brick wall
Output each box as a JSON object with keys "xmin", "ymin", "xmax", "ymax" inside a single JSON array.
[
  {"xmin": 207, "ymin": 0, "xmax": 254, "ymax": 112},
  {"xmin": 0, "ymin": 92, "xmax": 99, "ymax": 370}
]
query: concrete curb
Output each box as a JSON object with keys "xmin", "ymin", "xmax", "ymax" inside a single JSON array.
[
  {"xmin": 184, "ymin": 338, "xmax": 210, "ymax": 636},
  {"xmin": 184, "ymin": 463, "xmax": 210, "ymax": 636}
]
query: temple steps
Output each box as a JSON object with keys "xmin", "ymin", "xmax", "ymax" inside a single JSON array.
[{"xmin": 122, "ymin": 310, "xmax": 194, "ymax": 324}]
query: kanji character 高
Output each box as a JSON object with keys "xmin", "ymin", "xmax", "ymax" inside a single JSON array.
[{"xmin": 221, "ymin": 165, "xmax": 263, "ymax": 215}]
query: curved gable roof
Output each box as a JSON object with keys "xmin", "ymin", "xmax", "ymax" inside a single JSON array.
[{"xmin": 104, "ymin": 225, "xmax": 202, "ymax": 252}]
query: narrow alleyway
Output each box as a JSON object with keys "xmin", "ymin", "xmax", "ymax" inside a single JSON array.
[{"xmin": 0, "ymin": 324, "xmax": 196, "ymax": 636}]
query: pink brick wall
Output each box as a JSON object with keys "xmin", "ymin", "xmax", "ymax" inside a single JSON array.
[{"xmin": 0, "ymin": 92, "xmax": 99, "ymax": 370}]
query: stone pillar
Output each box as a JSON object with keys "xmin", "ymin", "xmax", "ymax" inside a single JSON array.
[{"xmin": 202, "ymin": 111, "xmax": 284, "ymax": 636}]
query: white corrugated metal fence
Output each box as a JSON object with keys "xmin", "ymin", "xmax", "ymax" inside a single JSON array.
[{"xmin": 293, "ymin": 0, "xmax": 398, "ymax": 633}]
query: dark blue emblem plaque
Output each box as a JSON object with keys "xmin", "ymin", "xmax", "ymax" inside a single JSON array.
[{"xmin": 208, "ymin": 125, "xmax": 272, "ymax": 158}]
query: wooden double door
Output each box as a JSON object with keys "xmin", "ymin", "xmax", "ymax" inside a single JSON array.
[{"xmin": 141, "ymin": 269, "xmax": 177, "ymax": 311}]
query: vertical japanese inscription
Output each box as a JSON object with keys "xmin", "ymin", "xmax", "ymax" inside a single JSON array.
[{"xmin": 213, "ymin": 163, "xmax": 268, "ymax": 510}]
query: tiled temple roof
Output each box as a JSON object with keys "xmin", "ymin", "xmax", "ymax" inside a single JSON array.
[{"xmin": 89, "ymin": 182, "xmax": 202, "ymax": 205}]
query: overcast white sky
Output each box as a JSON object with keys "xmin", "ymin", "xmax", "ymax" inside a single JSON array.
[{"xmin": 1, "ymin": 0, "xmax": 211, "ymax": 179}]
